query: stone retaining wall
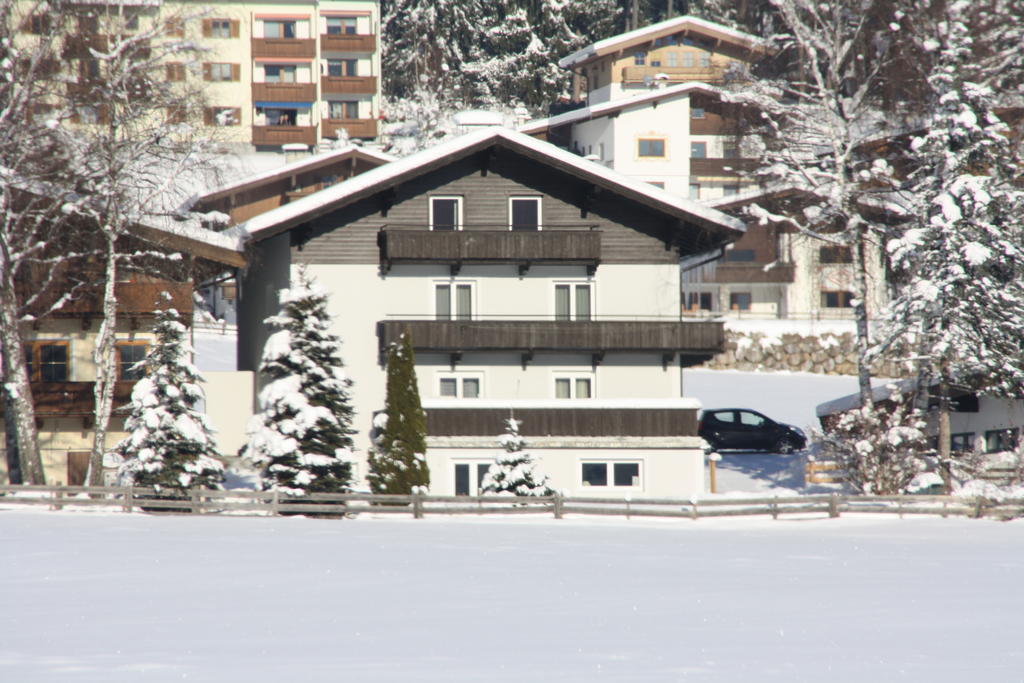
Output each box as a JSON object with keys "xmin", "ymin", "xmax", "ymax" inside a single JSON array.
[{"xmin": 703, "ymin": 330, "xmax": 904, "ymax": 377}]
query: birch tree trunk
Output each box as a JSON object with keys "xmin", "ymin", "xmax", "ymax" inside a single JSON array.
[
  {"xmin": 0, "ymin": 279, "xmax": 44, "ymax": 484},
  {"xmin": 87, "ymin": 233, "xmax": 119, "ymax": 487}
]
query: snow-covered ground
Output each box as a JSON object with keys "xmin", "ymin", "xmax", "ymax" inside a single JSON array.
[{"xmin": 3, "ymin": 510, "xmax": 1023, "ymax": 682}]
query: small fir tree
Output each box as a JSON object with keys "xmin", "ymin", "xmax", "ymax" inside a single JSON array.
[
  {"xmin": 367, "ymin": 333, "xmax": 429, "ymax": 494},
  {"xmin": 242, "ymin": 274, "xmax": 356, "ymax": 496},
  {"xmin": 114, "ymin": 308, "xmax": 224, "ymax": 491},
  {"xmin": 481, "ymin": 418, "xmax": 555, "ymax": 496}
]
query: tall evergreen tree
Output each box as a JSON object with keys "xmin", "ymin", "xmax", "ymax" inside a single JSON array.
[
  {"xmin": 481, "ymin": 418, "xmax": 555, "ymax": 496},
  {"xmin": 243, "ymin": 273, "xmax": 356, "ymax": 496},
  {"xmin": 367, "ymin": 333, "xmax": 430, "ymax": 494},
  {"xmin": 114, "ymin": 308, "xmax": 224, "ymax": 491}
]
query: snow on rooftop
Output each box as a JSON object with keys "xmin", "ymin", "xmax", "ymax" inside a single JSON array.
[
  {"xmin": 559, "ymin": 15, "xmax": 763, "ymax": 69},
  {"xmin": 137, "ymin": 213, "xmax": 246, "ymax": 253},
  {"xmin": 815, "ymin": 379, "xmax": 916, "ymax": 417},
  {"xmin": 453, "ymin": 110, "xmax": 506, "ymax": 127},
  {"xmin": 520, "ymin": 82, "xmax": 721, "ymax": 134},
  {"xmin": 423, "ymin": 398, "xmax": 702, "ymax": 411},
  {"xmin": 234, "ymin": 127, "xmax": 745, "ymax": 241}
]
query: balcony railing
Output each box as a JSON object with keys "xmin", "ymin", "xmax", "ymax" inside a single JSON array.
[
  {"xmin": 378, "ymin": 227, "xmax": 601, "ymax": 273},
  {"xmin": 377, "ymin": 318, "xmax": 724, "ymax": 361},
  {"xmin": 251, "ymin": 38, "xmax": 316, "ymax": 59},
  {"xmin": 709, "ymin": 263, "xmax": 796, "ymax": 284},
  {"xmin": 321, "ymin": 76, "xmax": 377, "ymax": 94},
  {"xmin": 322, "ymin": 117, "xmax": 378, "ymax": 139},
  {"xmin": 690, "ymin": 157, "xmax": 759, "ymax": 178},
  {"xmin": 252, "ymin": 82, "xmax": 316, "ymax": 102},
  {"xmin": 621, "ymin": 66, "xmax": 724, "ymax": 84},
  {"xmin": 19, "ymin": 280, "xmax": 194, "ymax": 318},
  {"xmin": 425, "ymin": 405, "xmax": 699, "ymax": 438},
  {"xmin": 252, "ymin": 125, "xmax": 318, "ymax": 147},
  {"xmin": 28, "ymin": 381, "xmax": 134, "ymax": 417},
  {"xmin": 320, "ymin": 34, "xmax": 376, "ymax": 52}
]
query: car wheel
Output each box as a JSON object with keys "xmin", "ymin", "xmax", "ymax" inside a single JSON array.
[{"xmin": 774, "ymin": 437, "xmax": 798, "ymax": 454}]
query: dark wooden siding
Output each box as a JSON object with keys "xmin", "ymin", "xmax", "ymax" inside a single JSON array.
[
  {"xmin": 379, "ymin": 229, "xmax": 601, "ymax": 268},
  {"xmin": 427, "ymin": 407, "xmax": 698, "ymax": 437},
  {"xmin": 295, "ymin": 152, "xmax": 708, "ymax": 266}
]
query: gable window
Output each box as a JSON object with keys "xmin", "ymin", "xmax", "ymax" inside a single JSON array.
[
  {"xmin": 821, "ymin": 290, "xmax": 854, "ymax": 308},
  {"xmin": 438, "ymin": 375, "xmax": 481, "ymax": 398},
  {"xmin": 634, "ymin": 52, "xmax": 646, "ymax": 66},
  {"xmin": 116, "ymin": 343, "xmax": 148, "ymax": 381},
  {"xmin": 690, "ymin": 141, "xmax": 707, "ymax": 158},
  {"xmin": 435, "ymin": 283, "xmax": 473, "ymax": 321},
  {"xmin": 264, "ymin": 64, "xmax": 296, "ymax": 83},
  {"xmin": 582, "ymin": 462, "xmax": 641, "ymax": 487},
  {"xmin": 638, "ymin": 138, "xmax": 665, "ymax": 158},
  {"xmin": 454, "ymin": 462, "xmax": 492, "ymax": 496},
  {"xmin": 666, "ymin": 52, "xmax": 678, "ymax": 67},
  {"xmin": 700, "ymin": 52, "xmax": 711, "ymax": 68},
  {"xmin": 430, "ymin": 197, "xmax": 462, "ymax": 231},
  {"xmin": 554, "ymin": 284, "xmax": 592, "ymax": 321},
  {"xmin": 328, "ymin": 100, "xmax": 359, "ymax": 119},
  {"xmin": 509, "ymin": 197, "xmax": 541, "ymax": 231},
  {"xmin": 691, "ymin": 107, "xmax": 705, "ymax": 119},
  {"xmin": 263, "ymin": 20, "xmax": 296, "ymax": 39},
  {"xmin": 729, "ymin": 292, "xmax": 752, "ymax": 311},
  {"xmin": 25, "ymin": 342, "xmax": 70, "ymax": 382},
  {"xmin": 326, "ymin": 16, "xmax": 357, "ymax": 35},
  {"xmin": 682, "ymin": 52, "xmax": 694, "ymax": 67},
  {"xmin": 555, "ymin": 376, "xmax": 593, "ymax": 399}
]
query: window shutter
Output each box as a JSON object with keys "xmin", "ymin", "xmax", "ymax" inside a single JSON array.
[
  {"xmin": 230, "ymin": 107, "xmax": 241, "ymax": 125},
  {"xmin": 231, "ymin": 63, "xmax": 240, "ymax": 81},
  {"xmin": 97, "ymin": 104, "xmax": 109, "ymax": 125},
  {"xmin": 202, "ymin": 62, "xmax": 211, "ymax": 81},
  {"xmin": 230, "ymin": 19, "xmax": 240, "ymax": 38},
  {"xmin": 204, "ymin": 107, "xmax": 214, "ymax": 125},
  {"xmin": 202, "ymin": 19, "xmax": 212, "ymax": 37}
]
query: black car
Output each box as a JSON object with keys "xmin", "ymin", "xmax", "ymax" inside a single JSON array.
[{"xmin": 698, "ymin": 408, "xmax": 807, "ymax": 454}]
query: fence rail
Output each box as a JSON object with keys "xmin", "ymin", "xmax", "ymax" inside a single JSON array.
[{"xmin": 1, "ymin": 486, "xmax": 1022, "ymax": 521}]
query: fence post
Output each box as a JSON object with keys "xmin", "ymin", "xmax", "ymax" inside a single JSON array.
[
  {"xmin": 974, "ymin": 497, "xmax": 986, "ymax": 519},
  {"xmin": 54, "ymin": 488, "xmax": 64, "ymax": 512},
  {"xmin": 271, "ymin": 489, "xmax": 280, "ymax": 516},
  {"xmin": 124, "ymin": 485, "xmax": 134, "ymax": 514},
  {"xmin": 412, "ymin": 493, "xmax": 424, "ymax": 519},
  {"xmin": 828, "ymin": 493, "xmax": 840, "ymax": 518},
  {"xmin": 553, "ymin": 493, "xmax": 563, "ymax": 520},
  {"xmin": 771, "ymin": 498, "xmax": 779, "ymax": 520},
  {"xmin": 690, "ymin": 497, "xmax": 698, "ymax": 521},
  {"xmin": 191, "ymin": 488, "xmax": 202, "ymax": 515}
]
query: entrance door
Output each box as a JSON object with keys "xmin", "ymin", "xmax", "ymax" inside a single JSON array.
[{"xmin": 67, "ymin": 451, "xmax": 90, "ymax": 486}]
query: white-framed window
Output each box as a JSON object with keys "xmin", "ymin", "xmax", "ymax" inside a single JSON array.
[
  {"xmin": 554, "ymin": 283, "xmax": 592, "ymax": 321},
  {"xmin": 554, "ymin": 373, "xmax": 593, "ymax": 399},
  {"xmin": 666, "ymin": 52, "xmax": 678, "ymax": 67},
  {"xmin": 581, "ymin": 461, "xmax": 641, "ymax": 488},
  {"xmin": 326, "ymin": 58, "xmax": 358, "ymax": 77},
  {"xmin": 327, "ymin": 100, "xmax": 359, "ymax": 119},
  {"xmin": 430, "ymin": 196, "xmax": 463, "ymax": 231},
  {"xmin": 264, "ymin": 64, "xmax": 297, "ymax": 83},
  {"xmin": 326, "ymin": 16, "xmax": 357, "ymax": 35},
  {"xmin": 437, "ymin": 373, "xmax": 482, "ymax": 398},
  {"xmin": 699, "ymin": 52, "xmax": 711, "ymax": 68},
  {"xmin": 263, "ymin": 20, "xmax": 296, "ymax": 39},
  {"xmin": 634, "ymin": 51, "xmax": 646, "ymax": 66},
  {"xmin": 509, "ymin": 196, "xmax": 541, "ymax": 231},
  {"xmin": 435, "ymin": 282, "xmax": 473, "ymax": 320},
  {"xmin": 210, "ymin": 18, "xmax": 232, "ymax": 38},
  {"xmin": 682, "ymin": 52, "xmax": 694, "ymax": 68},
  {"xmin": 454, "ymin": 461, "xmax": 493, "ymax": 496},
  {"xmin": 209, "ymin": 62, "xmax": 235, "ymax": 82}
]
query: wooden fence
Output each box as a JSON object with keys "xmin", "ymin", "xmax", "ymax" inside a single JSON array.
[{"xmin": 2, "ymin": 485, "xmax": 1023, "ymax": 521}]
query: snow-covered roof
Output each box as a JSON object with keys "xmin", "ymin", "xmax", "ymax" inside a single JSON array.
[
  {"xmin": 131, "ymin": 214, "xmax": 246, "ymax": 267},
  {"xmin": 454, "ymin": 110, "xmax": 505, "ymax": 127},
  {"xmin": 233, "ymin": 127, "xmax": 745, "ymax": 242},
  {"xmin": 423, "ymin": 398, "xmax": 703, "ymax": 410},
  {"xmin": 558, "ymin": 16, "xmax": 763, "ymax": 70},
  {"xmin": 196, "ymin": 145, "xmax": 394, "ymax": 203},
  {"xmin": 700, "ymin": 184, "xmax": 806, "ymax": 211},
  {"xmin": 815, "ymin": 380, "xmax": 916, "ymax": 418},
  {"xmin": 520, "ymin": 82, "xmax": 722, "ymax": 135}
]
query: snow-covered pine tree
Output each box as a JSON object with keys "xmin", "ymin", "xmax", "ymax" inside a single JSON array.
[
  {"xmin": 366, "ymin": 333, "xmax": 429, "ymax": 494},
  {"xmin": 114, "ymin": 308, "xmax": 224, "ymax": 491},
  {"xmin": 874, "ymin": 1, "xmax": 1024, "ymax": 469},
  {"xmin": 242, "ymin": 274, "xmax": 356, "ymax": 496},
  {"xmin": 481, "ymin": 418, "xmax": 555, "ymax": 497}
]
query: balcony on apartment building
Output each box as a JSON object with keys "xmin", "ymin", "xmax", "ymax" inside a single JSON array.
[
  {"xmin": 62, "ymin": 34, "xmax": 109, "ymax": 58},
  {"xmin": 425, "ymin": 401, "xmax": 700, "ymax": 438},
  {"xmin": 621, "ymin": 66, "xmax": 724, "ymax": 84},
  {"xmin": 377, "ymin": 317, "xmax": 724, "ymax": 364},
  {"xmin": 690, "ymin": 112, "xmax": 741, "ymax": 136},
  {"xmin": 18, "ymin": 280, "xmax": 194, "ymax": 318},
  {"xmin": 321, "ymin": 75, "xmax": 378, "ymax": 95},
  {"xmin": 320, "ymin": 33, "xmax": 376, "ymax": 53},
  {"xmin": 322, "ymin": 117, "xmax": 378, "ymax": 139},
  {"xmin": 251, "ymin": 37, "xmax": 316, "ymax": 59},
  {"xmin": 252, "ymin": 125, "xmax": 318, "ymax": 146},
  {"xmin": 377, "ymin": 226, "xmax": 602, "ymax": 274},
  {"xmin": 29, "ymin": 382, "xmax": 135, "ymax": 418},
  {"xmin": 689, "ymin": 157, "xmax": 759, "ymax": 178},
  {"xmin": 252, "ymin": 82, "xmax": 316, "ymax": 102},
  {"xmin": 708, "ymin": 262, "xmax": 796, "ymax": 283}
]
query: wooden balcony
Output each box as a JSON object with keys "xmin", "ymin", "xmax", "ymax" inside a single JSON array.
[
  {"xmin": 709, "ymin": 263, "xmax": 796, "ymax": 284},
  {"xmin": 377, "ymin": 319, "xmax": 724, "ymax": 362},
  {"xmin": 621, "ymin": 66, "xmax": 724, "ymax": 84},
  {"xmin": 321, "ymin": 117, "xmax": 377, "ymax": 139},
  {"xmin": 426, "ymin": 406, "xmax": 699, "ymax": 438},
  {"xmin": 251, "ymin": 38, "xmax": 316, "ymax": 59},
  {"xmin": 321, "ymin": 75, "xmax": 377, "ymax": 94},
  {"xmin": 28, "ymin": 381, "xmax": 134, "ymax": 417},
  {"xmin": 62, "ymin": 34, "xmax": 109, "ymax": 58},
  {"xmin": 378, "ymin": 228, "xmax": 601, "ymax": 274},
  {"xmin": 320, "ymin": 33, "xmax": 376, "ymax": 53},
  {"xmin": 21, "ymin": 280, "xmax": 194, "ymax": 318},
  {"xmin": 690, "ymin": 157, "xmax": 759, "ymax": 178},
  {"xmin": 252, "ymin": 125, "xmax": 317, "ymax": 147},
  {"xmin": 690, "ymin": 113, "xmax": 740, "ymax": 136},
  {"xmin": 252, "ymin": 82, "xmax": 316, "ymax": 102}
]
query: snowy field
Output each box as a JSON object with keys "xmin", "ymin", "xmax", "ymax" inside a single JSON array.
[{"xmin": 4, "ymin": 510, "xmax": 1023, "ymax": 682}]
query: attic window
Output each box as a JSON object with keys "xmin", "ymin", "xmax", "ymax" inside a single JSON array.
[{"xmin": 634, "ymin": 52, "xmax": 646, "ymax": 66}]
